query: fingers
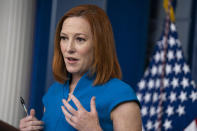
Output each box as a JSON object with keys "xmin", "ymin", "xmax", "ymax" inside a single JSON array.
[
  {"xmin": 29, "ymin": 109, "xmax": 39, "ymax": 121},
  {"xmin": 90, "ymin": 96, "xmax": 97, "ymax": 113},
  {"xmin": 62, "ymin": 99, "xmax": 77, "ymax": 115},
  {"xmin": 20, "ymin": 120, "xmax": 44, "ymax": 128},
  {"xmin": 61, "ymin": 96, "xmax": 100, "ymax": 130},
  {"xmin": 20, "ymin": 115, "xmax": 36, "ymax": 125},
  {"xmin": 20, "ymin": 115, "xmax": 44, "ymax": 127},
  {"xmin": 21, "ymin": 125, "xmax": 43, "ymax": 131},
  {"xmin": 30, "ymin": 109, "xmax": 36, "ymax": 116},
  {"xmin": 61, "ymin": 106, "xmax": 77, "ymax": 128},
  {"xmin": 69, "ymin": 94, "xmax": 83, "ymax": 110},
  {"xmin": 21, "ymin": 116, "xmax": 33, "ymax": 123},
  {"xmin": 26, "ymin": 120, "xmax": 44, "ymax": 127},
  {"xmin": 19, "ymin": 108, "xmax": 44, "ymax": 130},
  {"xmin": 61, "ymin": 106, "xmax": 73, "ymax": 119},
  {"xmin": 64, "ymin": 115, "xmax": 76, "ymax": 128}
]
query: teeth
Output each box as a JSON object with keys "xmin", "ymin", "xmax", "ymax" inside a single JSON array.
[{"xmin": 68, "ymin": 58, "xmax": 77, "ymax": 61}]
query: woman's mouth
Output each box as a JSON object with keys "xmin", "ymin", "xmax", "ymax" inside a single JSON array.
[{"xmin": 66, "ymin": 57, "xmax": 78, "ymax": 64}]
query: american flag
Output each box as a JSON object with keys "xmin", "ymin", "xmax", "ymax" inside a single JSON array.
[{"xmin": 136, "ymin": 22, "xmax": 197, "ymax": 131}]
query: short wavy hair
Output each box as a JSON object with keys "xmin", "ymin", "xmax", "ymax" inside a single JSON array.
[{"xmin": 52, "ymin": 4, "xmax": 122, "ymax": 85}]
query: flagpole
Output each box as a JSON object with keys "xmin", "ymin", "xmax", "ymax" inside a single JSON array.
[{"xmin": 158, "ymin": 0, "xmax": 171, "ymax": 130}]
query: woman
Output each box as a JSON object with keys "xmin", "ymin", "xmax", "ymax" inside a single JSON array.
[{"xmin": 19, "ymin": 4, "xmax": 141, "ymax": 131}]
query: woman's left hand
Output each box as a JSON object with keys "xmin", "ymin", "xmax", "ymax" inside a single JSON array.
[{"xmin": 61, "ymin": 94, "xmax": 102, "ymax": 131}]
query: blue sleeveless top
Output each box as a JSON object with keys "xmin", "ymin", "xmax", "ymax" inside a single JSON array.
[{"xmin": 42, "ymin": 73, "xmax": 139, "ymax": 131}]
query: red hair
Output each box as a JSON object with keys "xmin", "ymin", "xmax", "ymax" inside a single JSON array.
[{"xmin": 53, "ymin": 4, "xmax": 122, "ymax": 85}]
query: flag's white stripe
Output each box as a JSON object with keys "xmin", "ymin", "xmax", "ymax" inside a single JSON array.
[{"xmin": 184, "ymin": 119, "xmax": 197, "ymax": 131}]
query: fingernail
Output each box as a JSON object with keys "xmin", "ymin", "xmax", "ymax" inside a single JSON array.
[{"xmin": 63, "ymin": 100, "xmax": 68, "ymax": 105}]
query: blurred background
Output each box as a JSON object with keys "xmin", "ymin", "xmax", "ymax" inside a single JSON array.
[{"xmin": 0, "ymin": 0, "xmax": 196, "ymax": 129}]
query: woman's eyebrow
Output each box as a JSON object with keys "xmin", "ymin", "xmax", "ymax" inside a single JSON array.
[
  {"xmin": 74, "ymin": 33, "xmax": 88, "ymax": 37},
  {"xmin": 60, "ymin": 32, "xmax": 67, "ymax": 36},
  {"xmin": 60, "ymin": 32, "xmax": 88, "ymax": 37}
]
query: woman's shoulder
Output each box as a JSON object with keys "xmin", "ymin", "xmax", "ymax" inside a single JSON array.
[
  {"xmin": 99, "ymin": 78, "xmax": 140, "ymax": 113},
  {"xmin": 108, "ymin": 78, "xmax": 129, "ymax": 85},
  {"xmin": 100, "ymin": 78, "xmax": 138, "ymax": 99},
  {"xmin": 105, "ymin": 78, "xmax": 133, "ymax": 91}
]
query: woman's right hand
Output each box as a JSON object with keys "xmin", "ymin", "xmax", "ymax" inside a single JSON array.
[{"xmin": 19, "ymin": 109, "xmax": 44, "ymax": 131}]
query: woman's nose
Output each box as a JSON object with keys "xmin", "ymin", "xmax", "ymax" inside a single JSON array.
[{"xmin": 67, "ymin": 40, "xmax": 76, "ymax": 53}]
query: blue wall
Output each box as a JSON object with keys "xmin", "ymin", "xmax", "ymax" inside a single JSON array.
[{"xmin": 107, "ymin": 0, "xmax": 150, "ymax": 88}]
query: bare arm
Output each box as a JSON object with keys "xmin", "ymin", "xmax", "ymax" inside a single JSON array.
[{"xmin": 111, "ymin": 102, "xmax": 142, "ymax": 131}]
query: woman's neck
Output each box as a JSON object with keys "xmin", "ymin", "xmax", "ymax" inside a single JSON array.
[{"xmin": 69, "ymin": 73, "xmax": 83, "ymax": 93}]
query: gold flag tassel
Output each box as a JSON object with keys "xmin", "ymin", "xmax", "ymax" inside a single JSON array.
[{"xmin": 163, "ymin": 0, "xmax": 176, "ymax": 22}]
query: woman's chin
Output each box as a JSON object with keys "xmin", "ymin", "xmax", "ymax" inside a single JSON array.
[
  {"xmin": 67, "ymin": 69, "xmax": 87, "ymax": 76},
  {"xmin": 67, "ymin": 69, "xmax": 79, "ymax": 74}
]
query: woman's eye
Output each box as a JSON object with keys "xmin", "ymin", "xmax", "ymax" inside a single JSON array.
[
  {"xmin": 60, "ymin": 36, "xmax": 68, "ymax": 40},
  {"xmin": 76, "ymin": 37, "xmax": 86, "ymax": 42}
]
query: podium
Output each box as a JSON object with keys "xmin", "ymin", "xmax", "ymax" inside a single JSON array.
[{"xmin": 0, "ymin": 120, "xmax": 19, "ymax": 131}]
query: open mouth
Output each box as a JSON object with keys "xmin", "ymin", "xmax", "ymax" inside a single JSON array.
[
  {"xmin": 68, "ymin": 57, "xmax": 78, "ymax": 61},
  {"xmin": 66, "ymin": 57, "xmax": 78, "ymax": 64}
]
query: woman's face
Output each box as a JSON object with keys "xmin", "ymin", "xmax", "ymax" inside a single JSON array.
[{"xmin": 60, "ymin": 17, "xmax": 94, "ymax": 76}]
